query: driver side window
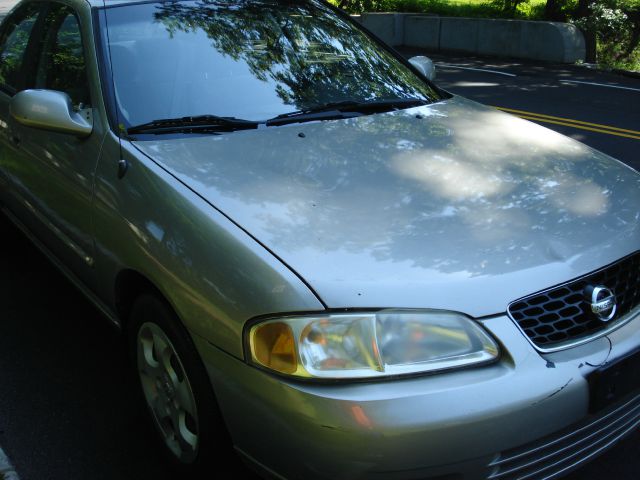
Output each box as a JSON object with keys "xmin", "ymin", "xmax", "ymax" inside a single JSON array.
[
  {"xmin": 0, "ymin": 4, "xmax": 41, "ymax": 94},
  {"xmin": 35, "ymin": 4, "xmax": 90, "ymax": 107}
]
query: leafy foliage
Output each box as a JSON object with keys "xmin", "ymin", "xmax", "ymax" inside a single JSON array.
[
  {"xmin": 0, "ymin": 7, "xmax": 38, "ymax": 91},
  {"xmin": 494, "ymin": 0, "xmax": 530, "ymax": 17},
  {"xmin": 573, "ymin": 1, "xmax": 628, "ymax": 36},
  {"xmin": 38, "ymin": 9, "xmax": 90, "ymax": 106},
  {"xmin": 572, "ymin": 0, "xmax": 640, "ymax": 68}
]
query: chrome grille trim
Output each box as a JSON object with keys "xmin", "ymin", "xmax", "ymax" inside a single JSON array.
[
  {"xmin": 488, "ymin": 392, "xmax": 640, "ymax": 480},
  {"xmin": 514, "ymin": 305, "xmax": 640, "ymax": 354},
  {"xmin": 508, "ymin": 251, "xmax": 640, "ymax": 353}
]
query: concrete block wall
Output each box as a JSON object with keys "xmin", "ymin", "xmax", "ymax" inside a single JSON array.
[
  {"xmin": 359, "ymin": 13, "xmax": 405, "ymax": 46},
  {"xmin": 359, "ymin": 13, "xmax": 586, "ymax": 63},
  {"xmin": 404, "ymin": 16, "xmax": 441, "ymax": 50},
  {"xmin": 477, "ymin": 19, "xmax": 522, "ymax": 57}
]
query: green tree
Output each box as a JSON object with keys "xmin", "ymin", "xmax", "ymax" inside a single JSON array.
[
  {"xmin": 495, "ymin": 0, "xmax": 530, "ymax": 17},
  {"xmin": 573, "ymin": 0, "xmax": 638, "ymax": 64},
  {"xmin": 620, "ymin": 2, "xmax": 640, "ymax": 60},
  {"xmin": 335, "ymin": 0, "xmax": 384, "ymax": 14},
  {"xmin": 543, "ymin": 0, "xmax": 571, "ymax": 21}
]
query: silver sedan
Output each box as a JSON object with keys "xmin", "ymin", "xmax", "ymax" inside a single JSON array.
[{"xmin": 0, "ymin": 0, "xmax": 639, "ymax": 478}]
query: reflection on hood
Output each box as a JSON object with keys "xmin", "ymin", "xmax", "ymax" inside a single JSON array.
[{"xmin": 134, "ymin": 97, "xmax": 640, "ymax": 315}]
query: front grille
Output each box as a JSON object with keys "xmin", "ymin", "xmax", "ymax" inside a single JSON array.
[
  {"xmin": 488, "ymin": 392, "xmax": 640, "ymax": 480},
  {"xmin": 508, "ymin": 251, "xmax": 640, "ymax": 349}
]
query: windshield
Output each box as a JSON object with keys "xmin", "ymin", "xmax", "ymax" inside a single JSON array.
[{"xmin": 100, "ymin": 0, "xmax": 443, "ymax": 128}]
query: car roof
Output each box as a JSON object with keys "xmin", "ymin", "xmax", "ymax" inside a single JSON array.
[
  {"xmin": 85, "ymin": 0, "xmax": 247, "ymax": 7},
  {"xmin": 3, "ymin": 0, "xmax": 149, "ymax": 12},
  {"xmin": 85, "ymin": 0, "xmax": 165, "ymax": 7},
  {"xmin": 8, "ymin": 0, "xmax": 291, "ymax": 12}
]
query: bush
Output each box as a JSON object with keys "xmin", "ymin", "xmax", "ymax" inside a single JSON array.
[{"xmin": 572, "ymin": 0, "xmax": 640, "ymax": 69}]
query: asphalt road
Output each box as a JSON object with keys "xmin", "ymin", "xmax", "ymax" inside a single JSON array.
[
  {"xmin": 400, "ymin": 48, "xmax": 640, "ymax": 173},
  {"xmin": 0, "ymin": 50, "xmax": 639, "ymax": 480}
]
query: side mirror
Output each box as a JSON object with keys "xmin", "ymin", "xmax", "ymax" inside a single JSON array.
[
  {"xmin": 10, "ymin": 89, "xmax": 92, "ymax": 137},
  {"xmin": 409, "ymin": 56, "xmax": 436, "ymax": 82}
]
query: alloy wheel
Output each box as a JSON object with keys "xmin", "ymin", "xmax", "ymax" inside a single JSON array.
[{"xmin": 136, "ymin": 322, "xmax": 200, "ymax": 463}]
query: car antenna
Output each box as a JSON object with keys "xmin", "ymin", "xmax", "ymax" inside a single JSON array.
[{"xmin": 102, "ymin": 0, "xmax": 129, "ymax": 179}]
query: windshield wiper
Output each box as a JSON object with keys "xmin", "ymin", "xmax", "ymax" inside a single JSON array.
[
  {"xmin": 266, "ymin": 98, "xmax": 428, "ymax": 127},
  {"xmin": 126, "ymin": 99, "xmax": 428, "ymax": 134},
  {"xmin": 127, "ymin": 115, "xmax": 260, "ymax": 135}
]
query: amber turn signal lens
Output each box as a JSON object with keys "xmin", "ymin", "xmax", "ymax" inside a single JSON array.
[{"xmin": 251, "ymin": 322, "xmax": 297, "ymax": 374}]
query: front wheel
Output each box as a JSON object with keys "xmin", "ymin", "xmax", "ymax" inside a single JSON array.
[{"xmin": 127, "ymin": 294, "xmax": 234, "ymax": 473}]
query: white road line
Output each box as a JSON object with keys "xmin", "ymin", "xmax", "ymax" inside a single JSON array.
[
  {"xmin": 560, "ymin": 79, "xmax": 640, "ymax": 92},
  {"xmin": 436, "ymin": 63, "xmax": 517, "ymax": 77},
  {"xmin": 0, "ymin": 447, "xmax": 20, "ymax": 480}
]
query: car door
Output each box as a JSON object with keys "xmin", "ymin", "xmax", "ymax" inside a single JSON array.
[{"xmin": 1, "ymin": 1, "xmax": 107, "ymax": 285}]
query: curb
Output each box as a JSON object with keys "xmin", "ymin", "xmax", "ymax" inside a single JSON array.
[
  {"xmin": 0, "ymin": 447, "xmax": 20, "ymax": 480},
  {"xmin": 563, "ymin": 62, "xmax": 640, "ymax": 80},
  {"xmin": 612, "ymin": 68, "xmax": 640, "ymax": 79}
]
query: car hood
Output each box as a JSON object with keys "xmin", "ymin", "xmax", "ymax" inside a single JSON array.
[{"xmin": 133, "ymin": 96, "xmax": 640, "ymax": 317}]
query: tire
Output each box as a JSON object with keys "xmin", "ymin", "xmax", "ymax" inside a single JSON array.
[{"xmin": 127, "ymin": 293, "xmax": 236, "ymax": 475}]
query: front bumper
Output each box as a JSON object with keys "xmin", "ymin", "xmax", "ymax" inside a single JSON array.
[{"xmin": 193, "ymin": 311, "xmax": 640, "ymax": 480}]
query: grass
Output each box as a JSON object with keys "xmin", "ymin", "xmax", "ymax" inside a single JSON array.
[{"xmin": 427, "ymin": 0, "xmax": 546, "ymax": 19}]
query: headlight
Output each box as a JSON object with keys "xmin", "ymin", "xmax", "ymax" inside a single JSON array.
[{"xmin": 247, "ymin": 310, "xmax": 499, "ymax": 379}]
